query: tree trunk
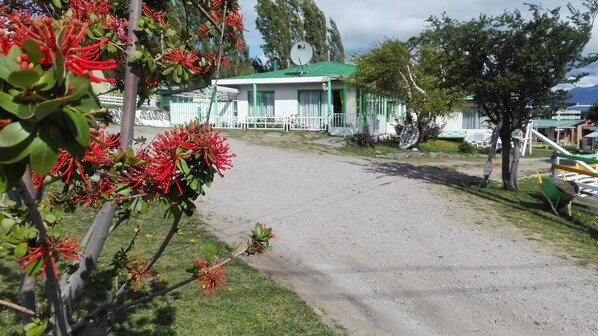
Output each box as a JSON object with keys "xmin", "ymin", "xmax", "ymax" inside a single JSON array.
[
  {"xmin": 120, "ymin": 0, "xmax": 143, "ymax": 148},
  {"xmin": 500, "ymin": 124, "xmax": 516, "ymax": 190}
]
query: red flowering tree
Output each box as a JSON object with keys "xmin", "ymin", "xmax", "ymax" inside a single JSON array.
[{"xmin": 0, "ymin": 1, "xmax": 273, "ymax": 335}]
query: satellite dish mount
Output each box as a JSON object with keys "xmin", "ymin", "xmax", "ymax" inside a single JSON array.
[{"xmin": 290, "ymin": 41, "xmax": 313, "ymax": 74}]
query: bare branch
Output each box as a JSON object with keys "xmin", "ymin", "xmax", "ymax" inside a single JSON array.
[{"xmin": 0, "ymin": 299, "xmax": 37, "ymax": 317}]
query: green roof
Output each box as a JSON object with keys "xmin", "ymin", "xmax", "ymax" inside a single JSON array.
[
  {"xmin": 532, "ymin": 119, "xmax": 584, "ymax": 128},
  {"xmin": 225, "ymin": 61, "xmax": 355, "ymax": 80}
]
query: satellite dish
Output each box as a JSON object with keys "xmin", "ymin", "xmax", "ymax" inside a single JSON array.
[{"xmin": 290, "ymin": 41, "xmax": 313, "ymax": 66}]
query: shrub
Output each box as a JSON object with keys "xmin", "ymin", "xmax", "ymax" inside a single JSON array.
[
  {"xmin": 458, "ymin": 141, "xmax": 479, "ymax": 154},
  {"xmin": 350, "ymin": 130, "xmax": 377, "ymax": 148}
]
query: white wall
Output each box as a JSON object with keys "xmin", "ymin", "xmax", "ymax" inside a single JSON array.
[{"xmin": 227, "ymin": 82, "xmax": 342, "ymax": 119}]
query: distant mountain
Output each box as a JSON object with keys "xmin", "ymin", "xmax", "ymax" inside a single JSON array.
[{"xmin": 567, "ymin": 84, "xmax": 598, "ymax": 106}]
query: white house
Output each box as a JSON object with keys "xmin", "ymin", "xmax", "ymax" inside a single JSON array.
[{"xmin": 192, "ymin": 61, "xmax": 406, "ymax": 136}]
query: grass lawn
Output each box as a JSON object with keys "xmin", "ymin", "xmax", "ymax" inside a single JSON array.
[{"xmin": 0, "ymin": 204, "xmax": 337, "ymax": 335}]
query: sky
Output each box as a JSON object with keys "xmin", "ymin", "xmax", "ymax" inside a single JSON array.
[{"xmin": 238, "ymin": 0, "xmax": 598, "ymax": 87}]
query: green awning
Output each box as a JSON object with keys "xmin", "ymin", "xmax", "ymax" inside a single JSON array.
[
  {"xmin": 585, "ymin": 131, "xmax": 598, "ymax": 138},
  {"xmin": 532, "ymin": 119, "xmax": 584, "ymax": 128}
]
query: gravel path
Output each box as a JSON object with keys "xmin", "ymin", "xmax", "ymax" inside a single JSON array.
[{"xmin": 194, "ymin": 137, "xmax": 598, "ymax": 336}]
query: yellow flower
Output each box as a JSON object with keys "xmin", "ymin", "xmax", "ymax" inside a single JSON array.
[
  {"xmin": 189, "ymin": 238, "xmax": 197, "ymax": 244},
  {"xmin": 134, "ymin": 227, "xmax": 139, "ymax": 233}
]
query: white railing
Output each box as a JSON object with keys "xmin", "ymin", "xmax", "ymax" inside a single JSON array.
[
  {"xmin": 108, "ymin": 107, "xmax": 169, "ymax": 127},
  {"xmin": 288, "ymin": 116, "xmax": 328, "ymax": 131},
  {"xmin": 244, "ymin": 116, "xmax": 287, "ymax": 130},
  {"xmin": 203, "ymin": 116, "xmax": 243, "ymax": 129},
  {"xmin": 330, "ymin": 113, "xmax": 358, "ymax": 128}
]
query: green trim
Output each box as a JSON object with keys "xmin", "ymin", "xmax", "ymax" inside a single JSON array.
[
  {"xmin": 327, "ymin": 80, "xmax": 332, "ymax": 117},
  {"xmin": 342, "ymin": 84, "xmax": 347, "ymax": 114},
  {"xmin": 252, "ymin": 84, "xmax": 257, "ymax": 118},
  {"xmin": 248, "ymin": 89, "xmax": 274, "ymax": 117}
]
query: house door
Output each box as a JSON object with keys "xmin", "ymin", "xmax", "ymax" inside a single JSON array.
[{"xmin": 332, "ymin": 90, "xmax": 342, "ymax": 114}]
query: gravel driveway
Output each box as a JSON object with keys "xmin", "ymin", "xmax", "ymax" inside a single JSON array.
[{"xmin": 194, "ymin": 136, "xmax": 597, "ymax": 336}]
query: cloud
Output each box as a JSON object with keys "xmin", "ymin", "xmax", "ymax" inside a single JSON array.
[{"xmin": 239, "ymin": 0, "xmax": 598, "ymax": 84}]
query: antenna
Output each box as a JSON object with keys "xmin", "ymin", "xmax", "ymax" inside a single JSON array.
[{"xmin": 290, "ymin": 41, "xmax": 313, "ymax": 73}]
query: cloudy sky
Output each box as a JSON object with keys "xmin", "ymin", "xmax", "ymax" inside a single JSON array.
[{"xmin": 238, "ymin": 0, "xmax": 598, "ymax": 87}]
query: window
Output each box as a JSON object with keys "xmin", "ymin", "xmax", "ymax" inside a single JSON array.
[
  {"xmin": 462, "ymin": 108, "xmax": 480, "ymax": 129},
  {"xmin": 298, "ymin": 90, "xmax": 322, "ymax": 117},
  {"xmin": 248, "ymin": 91, "xmax": 274, "ymax": 117}
]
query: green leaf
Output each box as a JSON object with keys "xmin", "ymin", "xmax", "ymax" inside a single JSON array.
[
  {"xmin": 161, "ymin": 67, "xmax": 174, "ymax": 76},
  {"xmin": 177, "ymin": 158, "xmax": 190, "ymax": 174},
  {"xmin": 8, "ymin": 70, "xmax": 40, "ymax": 89},
  {"xmin": 33, "ymin": 97, "xmax": 70, "ymax": 121},
  {"xmin": 0, "ymin": 162, "xmax": 26, "ymax": 192},
  {"xmin": 63, "ymin": 107, "xmax": 90, "ymax": 146},
  {"xmin": 29, "ymin": 137, "xmax": 59, "ymax": 176},
  {"xmin": 67, "ymin": 76, "xmax": 91, "ymax": 99},
  {"xmin": 0, "ymin": 91, "xmax": 34, "ymax": 119},
  {"xmin": 21, "ymin": 39, "xmax": 45, "ymax": 64},
  {"xmin": 1, "ymin": 218, "xmax": 16, "ymax": 231},
  {"xmin": 14, "ymin": 242, "xmax": 27, "ymax": 258},
  {"xmin": 44, "ymin": 213, "xmax": 57, "ymax": 225},
  {"xmin": 52, "ymin": 0, "xmax": 62, "ymax": 8},
  {"xmin": 36, "ymin": 69, "xmax": 56, "ymax": 91},
  {"xmin": 130, "ymin": 198, "xmax": 149, "ymax": 214},
  {"xmin": 0, "ymin": 121, "xmax": 34, "ymax": 147},
  {"xmin": 53, "ymin": 50, "xmax": 65, "ymax": 86},
  {"xmin": 7, "ymin": 45, "xmax": 21, "ymax": 60},
  {"xmin": 0, "ymin": 54, "xmax": 19, "ymax": 81},
  {"xmin": 128, "ymin": 49, "xmax": 144, "ymax": 63},
  {"xmin": 24, "ymin": 256, "xmax": 44, "ymax": 277}
]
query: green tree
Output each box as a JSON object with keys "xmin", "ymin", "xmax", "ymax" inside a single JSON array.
[
  {"xmin": 328, "ymin": 18, "xmax": 345, "ymax": 63},
  {"xmin": 417, "ymin": 1, "xmax": 598, "ymax": 189},
  {"xmin": 255, "ymin": 0, "xmax": 345, "ymax": 67},
  {"xmin": 301, "ymin": 0, "xmax": 328, "ymax": 62},
  {"xmin": 349, "ymin": 39, "xmax": 465, "ymax": 147},
  {"xmin": 255, "ymin": 0, "xmax": 297, "ymax": 68}
]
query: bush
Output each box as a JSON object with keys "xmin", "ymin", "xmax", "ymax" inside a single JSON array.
[
  {"xmin": 458, "ymin": 141, "xmax": 479, "ymax": 154},
  {"xmin": 348, "ymin": 130, "xmax": 377, "ymax": 148}
]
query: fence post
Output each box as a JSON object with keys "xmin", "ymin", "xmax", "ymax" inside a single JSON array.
[{"xmin": 551, "ymin": 151, "xmax": 558, "ymax": 180}]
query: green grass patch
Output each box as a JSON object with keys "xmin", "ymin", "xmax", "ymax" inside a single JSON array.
[{"xmin": 0, "ymin": 205, "xmax": 336, "ymax": 335}]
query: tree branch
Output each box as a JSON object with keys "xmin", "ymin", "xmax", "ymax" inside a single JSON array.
[
  {"xmin": 110, "ymin": 249, "xmax": 246, "ymax": 312},
  {"xmin": 187, "ymin": 0, "xmax": 223, "ymax": 36},
  {"xmin": 0, "ymin": 299, "xmax": 37, "ymax": 317},
  {"xmin": 144, "ymin": 211, "xmax": 182, "ymax": 271},
  {"xmin": 206, "ymin": 1, "xmax": 228, "ymax": 122}
]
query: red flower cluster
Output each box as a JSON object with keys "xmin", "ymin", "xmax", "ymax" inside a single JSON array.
[
  {"xmin": 142, "ymin": 4, "xmax": 168, "ymax": 27},
  {"xmin": 8, "ymin": 14, "xmax": 116, "ymax": 83},
  {"xmin": 164, "ymin": 48, "xmax": 203, "ymax": 74},
  {"xmin": 144, "ymin": 121, "xmax": 234, "ymax": 195},
  {"xmin": 103, "ymin": 14, "xmax": 129, "ymax": 41},
  {"xmin": 193, "ymin": 258, "xmax": 228, "ymax": 297},
  {"xmin": 17, "ymin": 236, "xmax": 81, "ymax": 279},
  {"xmin": 124, "ymin": 257, "xmax": 156, "ymax": 292},
  {"xmin": 67, "ymin": 0, "xmax": 111, "ymax": 21}
]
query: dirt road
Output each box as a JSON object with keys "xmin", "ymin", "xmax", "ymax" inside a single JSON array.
[{"xmin": 194, "ymin": 136, "xmax": 597, "ymax": 336}]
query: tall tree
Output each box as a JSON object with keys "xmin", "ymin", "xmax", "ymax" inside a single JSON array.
[
  {"xmin": 349, "ymin": 39, "xmax": 465, "ymax": 147},
  {"xmin": 255, "ymin": 0, "xmax": 294, "ymax": 68},
  {"xmin": 417, "ymin": 1, "xmax": 598, "ymax": 189},
  {"xmin": 301, "ymin": 0, "xmax": 328, "ymax": 62},
  {"xmin": 255, "ymin": 0, "xmax": 345, "ymax": 67},
  {"xmin": 327, "ymin": 18, "xmax": 345, "ymax": 63}
]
